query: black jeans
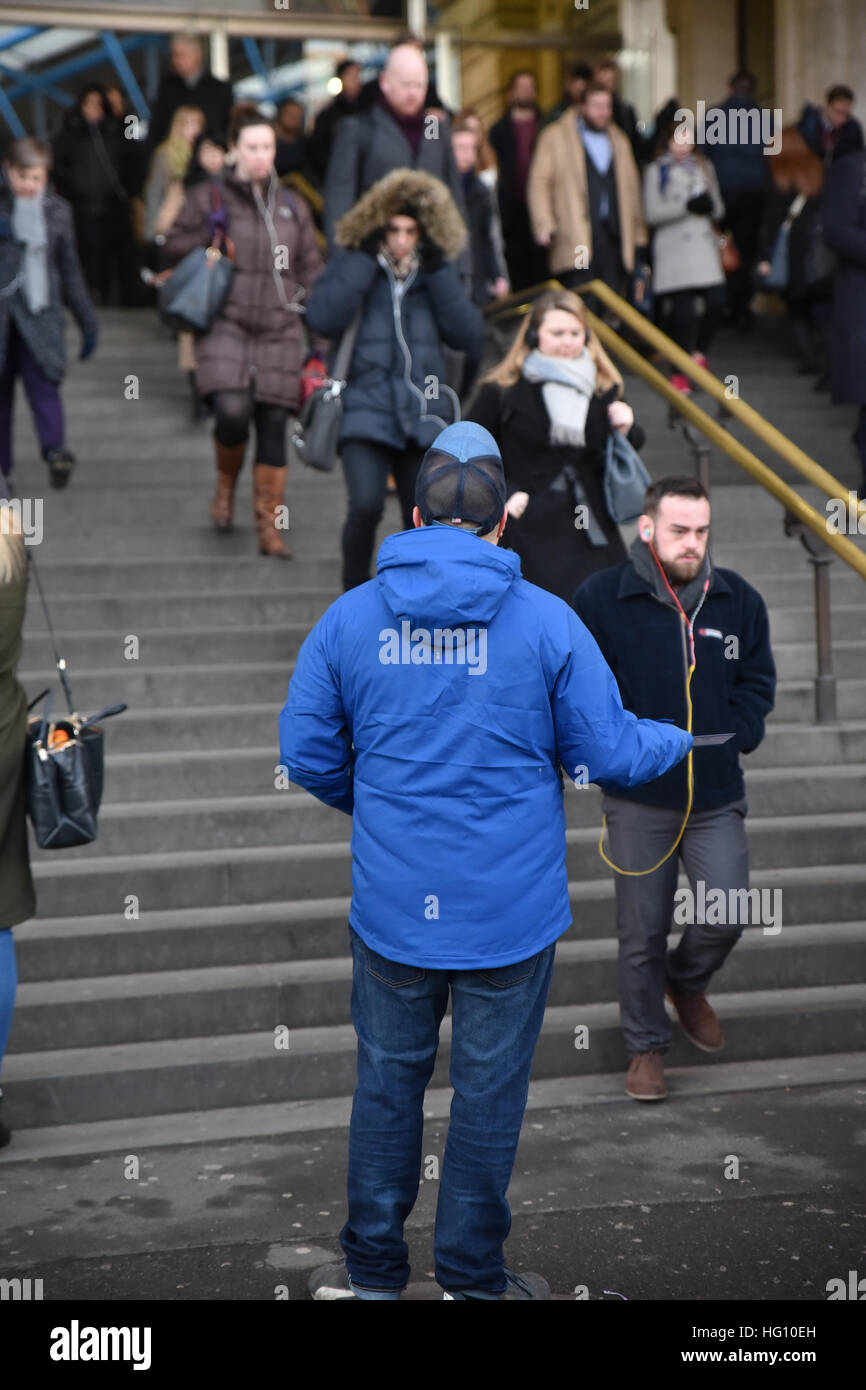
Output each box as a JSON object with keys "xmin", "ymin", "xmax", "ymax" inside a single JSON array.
[
  {"xmin": 341, "ymin": 438, "xmax": 425, "ymax": 590},
  {"xmin": 211, "ymin": 389, "xmax": 288, "ymax": 469},
  {"xmin": 661, "ymin": 285, "xmax": 727, "ymax": 358},
  {"xmin": 721, "ymin": 191, "xmax": 764, "ymax": 321}
]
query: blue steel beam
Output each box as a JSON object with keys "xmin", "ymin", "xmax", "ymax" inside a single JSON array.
[
  {"xmin": 242, "ymin": 36, "xmax": 269, "ymax": 83},
  {"xmin": 0, "ymin": 84, "xmax": 26, "ymax": 137},
  {"xmin": 6, "ymin": 33, "xmax": 153, "ymax": 102},
  {"xmin": 0, "ymin": 62, "xmax": 72, "ymax": 107},
  {"xmin": 99, "ymin": 30, "xmax": 150, "ymax": 120}
]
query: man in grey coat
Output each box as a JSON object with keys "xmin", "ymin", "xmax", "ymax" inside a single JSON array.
[{"xmin": 323, "ymin": 39, "xmax": 469, "ymax": 275}]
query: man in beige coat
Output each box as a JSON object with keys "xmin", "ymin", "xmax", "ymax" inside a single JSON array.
[{"xmin": 528, "ymin": 83, "xmax": 648, "ymax": 295}]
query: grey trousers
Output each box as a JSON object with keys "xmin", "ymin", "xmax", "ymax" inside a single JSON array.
[{"xmin": 601, "ymin": 794, "xmax": 749, "ymax": 1056}]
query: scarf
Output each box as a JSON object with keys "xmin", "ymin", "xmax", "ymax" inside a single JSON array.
[
  {"xmin": 629, "ymin": 534, "xmax": 712, "ymax": 616},
  {"xmin": 379, "ymin": 91, "xmax": 425, "ymax": 157},
  {"xmin": 379, "ymin": 243, "xmax": 418, "ymax": 282},
  {"xmin": 11, "ymin": 193, "xmax": 48, "ymax": 314},
  {"xmin": 521, "ymin": 347, "xmax": 597, "ymax": 447}
]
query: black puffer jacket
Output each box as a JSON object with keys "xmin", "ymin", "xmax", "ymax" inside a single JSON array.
[{"xmin": 306, "ymin": 169, "xmax": 484, "ymax": 449}]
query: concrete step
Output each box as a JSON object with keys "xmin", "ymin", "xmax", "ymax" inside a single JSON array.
[
  {"xmin": 4, "ymin": 984, "xmax": 865, "ymax": 1128},
  {"xmin": 18, "ymin": 623, "xmax": 866, "ymax": 679},
  {"xmin": 8, "ymin": 923, "xmax": 864, "ymax": 1053},
  {"xmin": 29, "ymin": 792, "xmax": 866, "ymax": 865},
  {"xmin": 28, "ymin": 832, "xmax": 866, "ymax": 916},
  {"xmin": 98, "ymin": 747, "xmax": 866, "ymax": 813}
]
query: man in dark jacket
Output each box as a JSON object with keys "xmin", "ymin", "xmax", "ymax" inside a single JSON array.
[
  {"xmin": 822, "ymin": 148, "xmax": 866, "ymax": 499},
  {"xmin": 307, "ymin": 168, "xmax": 483, "ymax": 590},
  {"xmin": 279, "ymin": 422, "xmax": 692, "ymax": 1299},
  {"xmin": 705, "ymin": 72, "xmax": 769, "ymax": 329},
  {"xmin": 308, "ymin": 60, "xmax": 364, "ymax": 185},
  {"xmin": 323, "ymin": 39, "xmax": 468, "ymax": 265},
  {"xmin": 575, "ymin": 476, "xmax": 776, "ymax": 1101},
  {"xmin": 145, "ymin": 33, "xmax": 233, "ymax": 156},
  {"xmin": 488, "ymin": 70, "xmax": 547, "ymax": 290},
  {"xmin": 798, "ymin": 85, "xmax": 864, "ymax": 166}
]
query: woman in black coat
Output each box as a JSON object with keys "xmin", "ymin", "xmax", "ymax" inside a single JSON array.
[
  {"xmin": 822, "ymin": 147, "xmax": 866, "ymax": 499},
  {"xmin": 306, "ymin": 168, "xmax": 484, "ymax": 590},
  {"xmin": 52, "ymin": 84, "xmax": 138, "ymax": 306},
  {"xmin": 467, "ymin": 287, "xmax": 644, "ymax": 605}
]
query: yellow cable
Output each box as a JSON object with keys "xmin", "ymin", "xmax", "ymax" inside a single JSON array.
[{"xmin": 597, "ymin": 659, "xmax": 695, "ymax": 876}]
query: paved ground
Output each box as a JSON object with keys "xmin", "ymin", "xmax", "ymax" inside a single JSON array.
[{"xmin": 2, "ymin": 1055, "xmax": 863, "ymax": 1304}]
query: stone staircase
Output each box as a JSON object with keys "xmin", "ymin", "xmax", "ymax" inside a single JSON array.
[{"xmin": 3, "ymin": 307, "xmax": 865, "ymax": 1146}]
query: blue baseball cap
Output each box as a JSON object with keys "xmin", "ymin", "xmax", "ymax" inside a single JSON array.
[{"xmin": 415, "ymin": 422, "xmax": 507, "ymax": 535}]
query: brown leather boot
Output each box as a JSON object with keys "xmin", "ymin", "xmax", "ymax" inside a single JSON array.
[
  {"xmin": 252, "ymin": 463, "xmax": 292, "ymax": 557},
  {"xmin": 666, "ymin": 986, "xmax": 724, "ymax": 1051},
  {"xmin": 625, "ymin": 1050, "xmax": 667, "ymax": 1101},
  {"xmin": 212, "ymin": 440, "xmax": 246, "ymax": 531}
]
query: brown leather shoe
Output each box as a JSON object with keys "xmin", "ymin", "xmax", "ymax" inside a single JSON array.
[
  {"xmin": 625, "ymin": 1049, "xmax": 667, "ymax": 1100},
  {"xmin": 252, "ymin": 463, "xmax": 292, "ymax": 558},
  {"xmin": 666, "ymin": 985, "xmax": 724, "ymax": 1051},
  {"xmin": 212, "ymin": 440, "xmax": 246, "ymax": 531}
]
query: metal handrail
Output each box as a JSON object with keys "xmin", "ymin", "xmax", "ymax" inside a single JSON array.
[
  {"xmin": 484, "ymin": 278, "xmax": 866, "ymax": 581},
  {"xmin": 482, "ymin": 278, "xmax": 866, "ymax": 722}
]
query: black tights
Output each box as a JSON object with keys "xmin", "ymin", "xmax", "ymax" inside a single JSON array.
[
  {"xmin": 211, "ymin": 390, "xmax": 288, "ymax": 469},
  {"xmin": 661, "ymin": 285, "xmax": 727, "ymax": 359}
]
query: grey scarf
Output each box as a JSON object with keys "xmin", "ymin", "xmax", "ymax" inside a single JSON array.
[
  {"xmin": 630, "ymin": 535, "xmax": 712, "ymax": 616},
  {"xmin": 11, "ymin": 193, "xmax": 49, "ymax": 314},
  {"xmin": 521, "ymin": 347, "xmax": 597, "ymax": 446}
]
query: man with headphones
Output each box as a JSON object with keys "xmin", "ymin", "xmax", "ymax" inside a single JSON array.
[{"xmin": 574, "ymin": 476, "xmax": 776, "ymax": 1100}]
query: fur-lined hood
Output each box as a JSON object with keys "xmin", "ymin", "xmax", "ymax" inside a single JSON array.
[{"xmin": 335, "ymin": 168, "xmax": 467, "ymax": 260}]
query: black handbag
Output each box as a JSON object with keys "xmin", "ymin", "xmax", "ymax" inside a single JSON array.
[
  {"xmin": 25, "ymin": 562, "xmax": 127, "ymax": 850},
  {"xmin": 156, "ymin": 184, "xmax": 235, "ymax": 334},
  {"xmin": 291, "ymin": 310, "xmax": 361, "ymax": 471}
]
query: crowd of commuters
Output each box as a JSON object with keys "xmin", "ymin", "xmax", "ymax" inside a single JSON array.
[{"xmin": 0, "ymin": 28, "xmax": 859, "ymax": 1293}]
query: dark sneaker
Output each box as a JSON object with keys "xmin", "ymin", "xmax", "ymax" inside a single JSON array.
[
  {"xmin": 44, "ymin": 446, "xmax": 76, "ymax": 490},
  {"xmin": 625, "ymin": 1049, "xmax": 667, "ymax": 1100},
  {"xmin": 443, "ymin": 1269, "xmax": 551, "ymax": 1300},
  {"xmin": 666, "ymin": 985, "xmax": 724, "ymax": 1051},
  {"xmin": 307, "ymin": 1261, "xmax": 403, "ymax": 1300}
]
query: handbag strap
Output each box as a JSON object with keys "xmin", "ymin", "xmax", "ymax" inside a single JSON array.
[
  {"xmin": 29, "ymin": 557, "xmax": 75, "ymax": 716},
  {"xmin": 783, "ymin": 193, "xmax": 807, "ymax": 229},
  {"xmin": 331, "ymin": 309, "xmax": 361, "ymax": 385}
]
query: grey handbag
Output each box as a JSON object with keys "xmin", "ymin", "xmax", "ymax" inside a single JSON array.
[
  {"xmin": 603, "ymin": 430, "xmax": 652, "ymax": 524},
  {"xmin": 292, "ymin": 310, "xmax": 362, "ymax": 471}
]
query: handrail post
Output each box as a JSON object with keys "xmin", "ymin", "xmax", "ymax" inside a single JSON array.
[{"xmin": 810, "ymin": 552, "xmax": 837, "ymax": 723}]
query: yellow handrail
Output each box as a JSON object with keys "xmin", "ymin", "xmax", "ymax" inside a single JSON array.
[{"xmin": 484, "ymin": 279, "xmax": 866, "ymax": 582}]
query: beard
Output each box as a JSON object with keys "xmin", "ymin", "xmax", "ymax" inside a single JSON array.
[{"xmin": 662, "ymin": 554, "xmax": 703, "ymax": 586}]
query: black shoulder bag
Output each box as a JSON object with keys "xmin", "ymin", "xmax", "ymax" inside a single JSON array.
[{"xmin": 25, "ymin": 560, "xmax": 127, "ymax": 850}]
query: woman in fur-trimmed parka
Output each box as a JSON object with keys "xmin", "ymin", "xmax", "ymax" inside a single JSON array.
[{"xmin": 305, "ymin": 168, "xmax": 484, "ymax": 590}]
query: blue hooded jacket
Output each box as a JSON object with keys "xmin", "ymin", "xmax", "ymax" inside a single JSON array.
[{"xmin": 278, "ymin": 424, "xmax": 691, "ymax": 969}]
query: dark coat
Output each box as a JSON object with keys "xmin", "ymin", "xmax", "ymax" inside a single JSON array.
[
  {"xmin": 146, "ymin": 70, "xmax": 234, "ymax": 153},
  {"xmin": 461, "ymin": 169, "xmax": 506, "ymax": 304},
  {"xmin": 797, "ymin": 102, "xmax": 864, "ymax": 165},
  {"xmin": 488, "ymin": 108, "xmax": 540, "ymax": 230},
  {"xmin": 757, "ymin": 183, "xmax": 832, "ymax": 304},
  {"xmin": 821, "ymin": 149, "xmax": 866, "ymax": 404},
  {"xmin": 574, "ymin": 560, "xmax": 776, "ymax": 813},
  {"xmin": 52, "ymin": 114, "xmax": 134, "ymax": 210},
  {"xmin": 306, "ymin": 168, "xmax": 483, "ymax": 449},
  {"xmin": 323, "ymin": 102, "xmax": 468, "ymax": 252},
  {"xmin": 308, "ymin": 93, "xmax": 363, "ymax": 185},
  {"xmin": 163, "ymin": 171, "xmax": 324, "ymax": 410},
  {"xmin": 0, "ymin": 184, "xmax": 98, "ymax": 383},
  {"xmin": 0, "ymin": 535, "xmax": 35, "ymax": 930},
  {"xmin": 706, "ymin": 97, "xmax": 768, "ymax": 199},
  {"xmin": 467, "ymin": 374, "xmax": 645, "ymax": 603}
]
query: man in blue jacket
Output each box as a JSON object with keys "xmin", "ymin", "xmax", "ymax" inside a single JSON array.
[
  {"xmin": 575, "ymin": 476, "xmax": 776, "ymax": 1102},
  {"xmin": 279, "ymin": 422, "xmax": 691, "ymax": 1300}
]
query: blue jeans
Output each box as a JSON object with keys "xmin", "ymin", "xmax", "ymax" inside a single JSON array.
[
  {"xmin": 0, "ymin": 928, "xmax": 17, "ymax": 1076},
  {"xmin": 341, "ymin": 925, "xmax": 556, "ymax": 1297}
]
